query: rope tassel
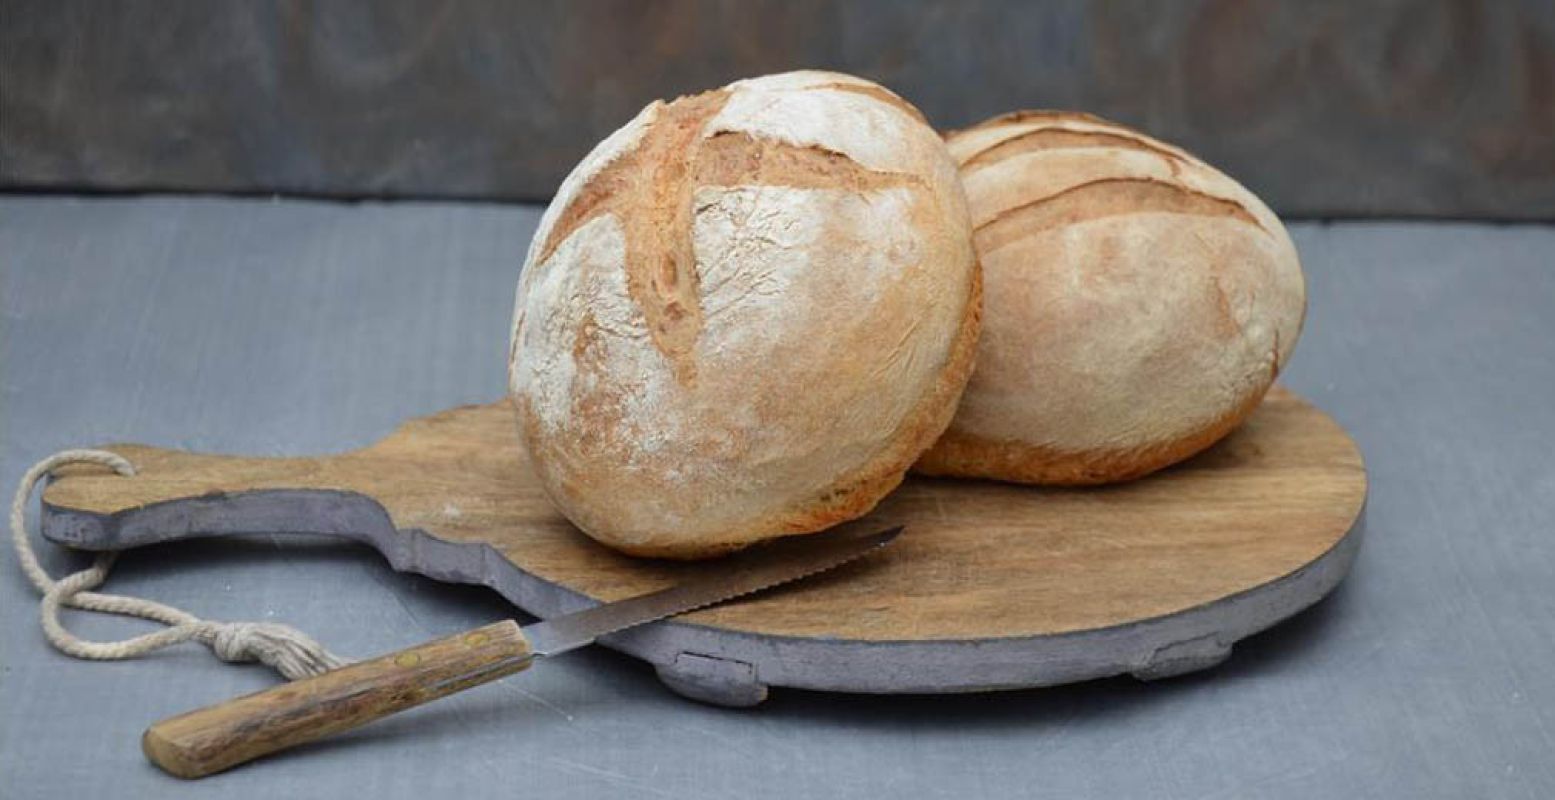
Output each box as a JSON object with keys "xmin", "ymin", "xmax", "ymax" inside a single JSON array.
[
  {"xmin": 204, "ymin": 621, "xmax": 349, "ymax": 680},
  {"xmin": 10, "ymin": 449, "xmax": 351, "ymax": 680}
]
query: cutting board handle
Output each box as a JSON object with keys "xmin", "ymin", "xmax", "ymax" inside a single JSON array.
[
  {"xmin": 41, "ymin": 444, "xmax": 403, "ymax": 551},
  {"xmin": 143, "ymin": 619, "xmax": 533, "ymax": 779}
]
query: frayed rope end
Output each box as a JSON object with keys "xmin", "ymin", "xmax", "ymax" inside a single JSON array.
[{"xmin": 206, "ymin": 622, "xmax": 351, "ymax": 680}]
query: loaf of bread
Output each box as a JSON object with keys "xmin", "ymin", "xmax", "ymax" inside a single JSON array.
[
  {"xmin": 916, "ymin": 111, "xmax": 1305, "ymax": 485},
  {"xmin": 509, "ymin": 71, "xmax": 980, "ymax": 557}
]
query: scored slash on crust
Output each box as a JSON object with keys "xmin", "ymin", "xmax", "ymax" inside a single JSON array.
[
  {"xmin": 527, "ymin": 86, "xmax": 930, "ymax": 384},
  {"xmin": 509, "ymin": 73, "xmax": 983, "ymax": 557},
  {"xmin": 914, "ymin": 111, "xmax": 1305, "ymax": 486}
]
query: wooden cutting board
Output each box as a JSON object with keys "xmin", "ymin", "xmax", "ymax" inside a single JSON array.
[{"xmin": 41, "ymin": 385, "xmax": 1366, "ymax": 706}]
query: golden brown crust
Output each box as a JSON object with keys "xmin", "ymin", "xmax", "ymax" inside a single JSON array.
[
  {"xmin": 533, "ymin": 91, "xmax": 732, "ymax": 382},
  {"xmin": 695, "ymin": 131, "xmax": 922, "ymax": 192},
  {"xmin": 961, "ymin": 128, "xmax": 1190, "ymax": 173},
  {"xmin": 975, "ymin": 177, "xmax": 1265, "ymax": 252},
  {"xmin": 817, "ymin": 81, "xmax": 930, "ymax": 125},
  {"xmin": 944, "ymin": 108, "xmax": 1112, "ymax": 139},
  {"xmin": 915, "ymin": 369, "xmax": 1272, "ymax": 486},
  {"xmin": 512, "ymin": 72, "xmax": 980, "ymax": 558},
  {"xmin": 915, "ymin": 110, "xmax": 1305, "ymax": 487},
  {"xmin": 616, "ymin": 241, "xmax": 983, "ymax": 560},
  {"xmin": 534, "ymin": 93, "xmax": 931, "ymax": 388},
  {"xmin": 774, "ymin": 253, "xmax": 983, "ymax": 531}
]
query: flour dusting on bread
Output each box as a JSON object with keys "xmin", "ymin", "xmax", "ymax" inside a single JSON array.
[{"xmin": 509, "ymin": 71, "xmax": 979, "ymax": 557}]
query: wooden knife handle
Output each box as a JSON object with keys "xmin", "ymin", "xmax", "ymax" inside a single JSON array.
[{"xmin": 142, "ymin": 620, "xmax": 533, "ymax": 779}]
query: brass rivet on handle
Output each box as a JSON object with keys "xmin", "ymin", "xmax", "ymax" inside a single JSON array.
[
  {"xmin": 463, "ymin": 631, "xmax": 490, "ymax": 647},
  {"xmin": 394, "ymin": 652, "xmax": 421, "ymax": 667}
]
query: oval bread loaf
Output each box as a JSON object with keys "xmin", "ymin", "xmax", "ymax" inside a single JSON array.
[
  {"xmin": 509, "ymin": 71, "xmax": 981, "ymax": 558},
  {"xmin": 916, "ymin": 111, "xmax": 1305, "ymax": 485}
]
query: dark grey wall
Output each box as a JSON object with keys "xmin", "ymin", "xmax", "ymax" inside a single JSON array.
[{"xmin": 3, "ymin": 0, "xmax": 1553, "ymax": 219}]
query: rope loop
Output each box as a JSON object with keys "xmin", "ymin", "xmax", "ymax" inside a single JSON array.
[{"xmin": 9, "ymin": 449, "xmax": 349, "ymax": 680}]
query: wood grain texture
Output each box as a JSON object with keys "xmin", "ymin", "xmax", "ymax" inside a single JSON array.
[
  {"xmin": 142, "ymin": 620, "xmax": 532, "ymax": 779},
  {"xmin": 43, "ymin": 385, "xmax": 1365, "ymax": 642}
]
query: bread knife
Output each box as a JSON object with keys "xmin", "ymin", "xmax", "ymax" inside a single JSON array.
[{"xmin": 141, "ymin": 524, "xmax": 902, "ymax": 778}]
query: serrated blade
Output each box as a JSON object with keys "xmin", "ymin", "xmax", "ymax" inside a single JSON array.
[{"xmin": 522, "ymin": 524, "xmax": 903, "ymax": 657}]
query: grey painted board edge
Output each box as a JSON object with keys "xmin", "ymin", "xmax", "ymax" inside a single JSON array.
[{"xmin": 42, "ymin": 487, "xmax": 1366, "ymax": 707}]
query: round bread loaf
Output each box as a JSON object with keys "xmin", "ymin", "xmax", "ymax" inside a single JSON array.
[
  {"xmin": 915, "ymin": 111, "xmax": 1304, "ymax": 485},
  {"xmin": 509, "ymin": 71, "xmax": 980, "ymax": 558}
]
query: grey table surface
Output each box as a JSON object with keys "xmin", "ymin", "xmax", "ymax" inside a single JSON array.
[{"xmin": 1, "ymin": 195, "xmax": 1551, "ymax": 799}]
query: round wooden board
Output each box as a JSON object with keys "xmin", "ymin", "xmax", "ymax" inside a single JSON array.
[{"xmin": 42, "ymin": 386, "xmax": 1366, "ymax": 706}]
